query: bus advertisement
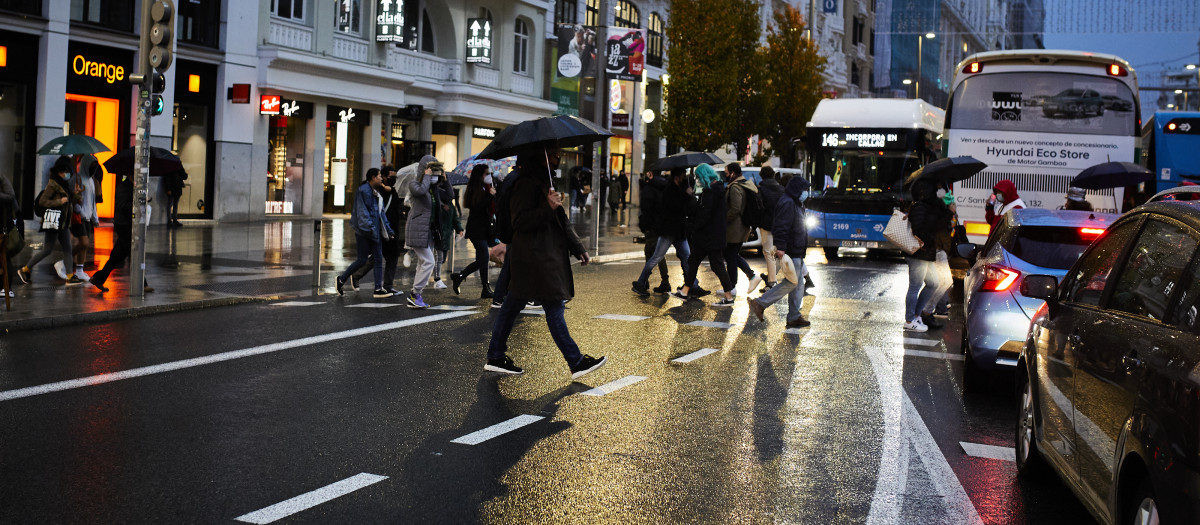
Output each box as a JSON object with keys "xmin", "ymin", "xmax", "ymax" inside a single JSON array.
[
  {"xmin": 944, "ymin": 50, "xmax": 1140, "ymax": 242},
  {"xmin": 803, "ymin": 98, "xmax": 944, "ymax": 259},
  {"xmin": 1141, "ymin": 111, "xmax": 1200, "ymax": 192}
]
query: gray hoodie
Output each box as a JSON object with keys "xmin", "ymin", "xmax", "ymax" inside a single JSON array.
[{"xmin": 405, "ymin": 154, "xmax": 437, "ymax": 249}]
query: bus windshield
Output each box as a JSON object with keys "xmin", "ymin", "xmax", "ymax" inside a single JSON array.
[
  {"xmin": 948, "ymin": 72, "xmax": 1137, "ymax": 136},
  {"xmin": 816, "ymin": 150, "xmax": 923, "ymax": 194}
]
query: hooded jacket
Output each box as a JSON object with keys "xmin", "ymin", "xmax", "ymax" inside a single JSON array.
[
  {"xmin": 637, "ymin": 175, "xmax": 667, "ymax": 234},
  {"xmin": 986, "ymin": 179, "xmax": 1025, "ymax": 226},
  {"xmin": 405, "ymin": 154, "xmax": 437, "ymax": 249},
  {"xmin": 907, "ymin": 179, "xmax": 952, "ymax": 262},
  {"xmin": 724, "ymin": 175, "xmax": 758, "ymax": 243},
  {"xmin": 687, "ymin": 180, "xmax": 728, "ymax": 251},
  {"xmin": 772, "ymin": 177, "xmax": 810, "ymax": 258}
]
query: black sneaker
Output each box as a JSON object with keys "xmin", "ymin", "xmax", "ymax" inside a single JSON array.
[
  {"xmin": 484, "ymin": 356, "xmax": 524, "ymax": 375},
  {"xmin": 691, "ymin": 287, "xmax": 712, "ymax": 298},
  {"xmin": 336, "ymin": 276, "xmax": 346, "ymax": 295},
  {"xmin": 804, "ymin": 275, "xmax": 816, "ymax": 290},
  {"xmin": 373, "ymin": 288, "xmax": 391, "ymax": 298},
  {"xmin": 350, "ymin": 274, "xmax": 361, "ymax": 291},
  {"xmin": 384, "ymin": 287, "xmax": 404, "ymax": 297},
  {"xmin": 631, "ymin": 281, "xmax": 650, "ymax": 296},
  {"xmin": 570, "ymin": 354, "xmax": 607, "ymax": 379},
  {"xmin": 712, "ymin": 297, "xmax": 735, "ymax": 307},
  {"xmin": 921, "ymin": 313, "xmax": 945, "ymax": 329},
  {"xmin": 491, "ymin": 299, "xmax": 504, "ymax": 309},
  {"xmin": 786, "ymin": 317, "xmax": 811, "ymax": 328},
  {"xmin": 652, "ymin": 283, "xmax": 672, "ymax": 294},
  {"xmin": 670, "ymin": 289, "xmax": 690, "ymax": 300}
]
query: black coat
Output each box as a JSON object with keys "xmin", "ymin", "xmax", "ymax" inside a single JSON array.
[
  {"xmin": 908, "ymin": 196, "xmax": 951, "ymax": 262},
  {"xmin": 758, "ymin": 179, "xmax": 786, "ymax": 218},
  {"xmin": 657, "ymin": 180, "xmax": 689, "ymax": 239},
  {"xmin": 686, "ymin": 182, "xmax": 727, "ymax": 252},
  {"xmin": 507, "ymin": 169, "xmax": 585, "ymax": 302},
  {"xmin": 637, "ymin": 176, "xmax": 667, "ymax": 233},
  {"xmin": 464, "ymin": 190, "xmax": 494, "ymax": 241}
]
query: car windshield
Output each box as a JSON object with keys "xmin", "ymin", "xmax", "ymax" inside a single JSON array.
[
  {"xmin": 814, "ymin": 150, "xmax": 922, "ymax": 194},
  {"xmin": 1008, "ymin": 226, "xmax": 1098, "ymax": 269}
]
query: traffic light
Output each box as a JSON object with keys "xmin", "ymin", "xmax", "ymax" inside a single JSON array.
[
  {"xmin": 150, "ymin": 71, "xmax": 165, "ymax": 93},
  {"xmin": 151, "ymin": 94, "xmax": 165, "ymax": 116},
  {"xmin": 147, "ymin": 0, "xmax": 174, "ymax": 71}
]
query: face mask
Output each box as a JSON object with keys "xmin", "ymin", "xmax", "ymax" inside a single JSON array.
[
  {"xmin": 995, "ymin": 192, "xmax": 1005, "ymax": 203},
  {"xmin": 430, "ymin": 175, "xmax": 439, "ymax": 183},
  {"xmin": 936, "ymin": 189, "xmax": 946, "ymax": 199},
  {"xmin": 799, "ymin": 191, "xmax": 810, "ymax": 200},
  {"xmin": 483, "ymin": 175, "xmax": 493, "ymax": 185}
]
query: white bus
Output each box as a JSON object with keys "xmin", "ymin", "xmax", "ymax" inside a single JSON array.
[{"xmin": 944, "ymin": 50, "xmax": 1140, "ymax": 242}]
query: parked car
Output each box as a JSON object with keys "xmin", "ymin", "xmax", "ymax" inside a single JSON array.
[
  {"xmin": 1042, "ymin": 88, "xmax": 1105, "ymax": 118},
  {"xmin": 1101, "ymin": 95, "xmax": 1134, "ymax": 112},
  {"xmin": 958, "ymin": 208, "xmax": 1117, "ymax": 390},
  {"xmin": 1016, "ymin": 200, "xmax": 1200, "ymax": 525}
]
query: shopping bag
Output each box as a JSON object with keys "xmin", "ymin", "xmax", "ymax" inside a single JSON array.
[
  {"xmin": 40, "ymin": 209, "xmax": 62, "ymax": 231},
  {"xmin": 883, "ymin": 208, "xmax": 922, "ymax": 254}
]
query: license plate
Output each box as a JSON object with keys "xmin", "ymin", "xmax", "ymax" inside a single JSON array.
[{"xmin": 840, "ymin": 240, "xmax": 880, "ymax": 248}]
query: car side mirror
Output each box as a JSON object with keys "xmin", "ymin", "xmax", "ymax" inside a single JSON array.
[
  {"xmin": 1020, "ymin": 274, "xmax": 1059, "ymax": 301},
  {"xmin": 956, "ymin": 243, "xmax": 978, "ymax": 263}
]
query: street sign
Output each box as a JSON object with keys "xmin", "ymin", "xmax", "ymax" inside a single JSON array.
[{"xmin": 466, "ymin": 18, "xmax": 492, "ymax": 64}]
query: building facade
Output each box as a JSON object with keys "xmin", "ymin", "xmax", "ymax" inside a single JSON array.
[{"xmin": 801, "ymin": 0, "xmax": 876, "ymax": 99}]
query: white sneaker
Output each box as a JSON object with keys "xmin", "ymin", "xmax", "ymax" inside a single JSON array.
[
  {"xmin": 403, "ymin": 253, "xmax": 412, "ymax": 268},
  {"xmin": 53, "ymin": 260, "xmax": 68, "ymax": 280},
  {"xmin": 74, "ymin": 270, "xmax": 90, "ymax": 282},
  {"xmin": 903, "ymin": 319, "xmax": 928, "ymax": 332},
  {"xmin": 434, "ymin": 280, "xmax": 447, "ymax": 289},
  {"xmin": 746, "ymin": 275, "xmax": 763, "ymax": 294}
]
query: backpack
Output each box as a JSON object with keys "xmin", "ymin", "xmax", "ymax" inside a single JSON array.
[{"xmin": 739, "ymin": 184, "xmax": 769, "ymax": 230}]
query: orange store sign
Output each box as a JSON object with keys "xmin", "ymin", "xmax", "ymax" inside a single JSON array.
[{"xmin": 71, "ymin": 54, "xmax": 125, "ymax": 84}]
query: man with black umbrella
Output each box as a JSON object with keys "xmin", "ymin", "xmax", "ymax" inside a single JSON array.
[{"xmin": 485, "ymin": 144, "xmax": 606, "ymax": 379}]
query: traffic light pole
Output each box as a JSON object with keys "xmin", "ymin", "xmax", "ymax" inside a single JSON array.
[{"xmin": 129, "ymin": 0, "xmax": 173, "ymax": 298}]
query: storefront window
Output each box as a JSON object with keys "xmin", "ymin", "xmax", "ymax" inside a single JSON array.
[
  {"xmin": 268, "ymin": 115, "xmax": 306, "ymax": 214},
  {"xmin": 64, "ymin": 95, "xmax": 120, "ymax": 219},
  {"xmin": 70, "ymin": 0, "xmax": 134, "ymax": 32}
]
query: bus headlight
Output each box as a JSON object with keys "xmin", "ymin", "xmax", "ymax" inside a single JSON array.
[{"xmin": 805, "ymin": 215, "xmax": 819, "ymax": 230}]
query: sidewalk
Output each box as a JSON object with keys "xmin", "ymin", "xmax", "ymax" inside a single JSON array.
[{"xmin": 0, "ymin": 205, "xmax": 645, "ymax": 333}]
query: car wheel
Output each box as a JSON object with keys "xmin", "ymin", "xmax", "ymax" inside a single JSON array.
[
  {"xmin": 824, "ymin": 247, "xmax": 839, "ymax": 260},
  {"xmin": 1015, "ymin": 371, "xmax": 1048, "ymax": 477},
  {"xmin": 1126, "ymin": 478, "xmax": 1159, "ymax": 525}
]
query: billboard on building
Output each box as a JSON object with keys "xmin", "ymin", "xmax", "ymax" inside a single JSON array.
[
  {"xmin": 552, "ymin": 24, "xmax": 597, "ymax": 116},
  {"xmin": 605, "ymin": 28, "xmax": 645, "ymax": 82}
]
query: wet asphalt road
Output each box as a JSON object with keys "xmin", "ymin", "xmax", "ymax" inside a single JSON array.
[{"xmin": 0, "ymin": 251, "xmax": 1097, "ymax": 524}]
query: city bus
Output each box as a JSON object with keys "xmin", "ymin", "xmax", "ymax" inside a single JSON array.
[
  {"xmin": 1140, "ymin": 111, "xmax": 1200, "ymax": 192},
  {"xmin": 803, "ymin": 98, "xmax": 945, "ymax": 259},
  {"xmin": 945, "ymin": 50, "xmax": 1141, "ymax": 242}
]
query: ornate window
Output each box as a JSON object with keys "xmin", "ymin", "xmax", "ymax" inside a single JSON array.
[
  {"xmin": 269, "ymin": 0, "xmax": 304, "ymax": 22},
  {"xmin": 585, "ymin": 0, "xmax": 599, "ymax": 26},
  {"xmin": 336, "ymin": 0, "xmax": 362, "ymax": 34},
  {"xmin": 513, "ymin": 18, "xmax": 530, "ymax": 74},
  {"xmin": 614, "ymin": 0, "xmax": 639, "ymax": 28},
  {"xmin": 648, "ymin": 12, "xmax": 664, "ymax": 67}
]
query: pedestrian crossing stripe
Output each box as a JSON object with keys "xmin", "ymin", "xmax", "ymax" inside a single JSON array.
[
  {"xmin": 672, "ymin": 348, "xmax": 719, "ymax": 363},
  {"xmin": 234, "ymin": 473, "xmax": 388, "ymax": 524},
  {"xmin": 428, "ymin": 305, "xmax": 479, "ymax": 311},
  {"xmin": 451, "ymin": 415, "xmax": 545, "ymax": 445},
  {"xmin": 903, "ymin": 337, "xmax": 939, "ymax": 347},
  {"xmin": 270, "ymin": 301, "xmax": 323, "ymax": 306},
  {"xmin": 784, "ymin": 327, "xmax": 811, "ymax": 335},
  {"xmin": 346, "ymin": 303, "xmax": 403, "ymax": 308},
  {"xmin": 579, "ymin": 375, "xmax": 647, "ymax": 396},
  {"xmin": 521, "ymin": 309, "xmax": 546, "ymax": 315},
  {"xmin": 686, "ymin": 320, "xmax": 735, "ymax": 329},
  {"xmin": 959, "ymin": 441, "xmax": 1015, "ymax": 462},
  {"xmin": 594, "ymin": 314, "xmax": 650, "ymax": 322},
  {"xmin": 905, "ymin": 350, "xmax": 964, "ymax": 361}
]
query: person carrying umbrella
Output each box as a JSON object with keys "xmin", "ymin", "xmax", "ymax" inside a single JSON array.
[
  {"xmin": 18, "ymin": 157, "xmax": 81, "ymax": 285},
  {"xmin": 404, "ymin": 155, "xmax": 440, "ymax": 308},
  {"xmin": 1062, "ymin": 186, "xmax": 1094, "ymax": 211},
  {"xmin": 91, "ymin": 172, "xmax": 153, "ymax": 293},
  {"xmin": 484, "ymin": 145, "xmax": 605, "ymax": 378}
]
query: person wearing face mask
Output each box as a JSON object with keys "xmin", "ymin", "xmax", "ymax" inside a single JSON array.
[
  {"xmin": 349, "ymin": 165, "xmax": 405, "ymax": 295},
  {"xmin": 18, "ymin": 156, "xmax": 80, "ymax": 285},
  {"xmin": 747, "ymin": 176, "xmax": 813, "ymax": 327},
  {"xmin": 404, "ymin": 155, "xmax": 440, "ymax": 308},
  {"xmin": 336, "ymin": 168, "xmax": 394, "ymax": 298},
  {"xmin": 903, "ymin": 177, "xmax": 953, "ymax": 332},
  {"xmin": 430, "ymin": 164, "xmax": 463, "ymax": 290},
  {"xmin": 450, "ymin": 164, "xmax": 496, "ymax": 298},
  {"xmin": 985, "ymin": 179, "xmax": 1025, "ymax": 226}
]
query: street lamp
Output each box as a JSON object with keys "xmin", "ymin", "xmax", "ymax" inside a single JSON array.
[
  {"xmin": 917, "ymin": 32, "xmax": 935, "ymax": 101},
  {"xmin": 902, "ymin": 78, "xmax": 913, "ymax": 98},
  {"xmin": 1187, "ymin": 64, "xmax": 1198, "ymax": 110}
]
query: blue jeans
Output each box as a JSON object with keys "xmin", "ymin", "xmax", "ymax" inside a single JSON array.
[
  {"xmin": 635, "ymin": 235, "xmax": 691, "ymax": 288},
  {"xmin": 905, "ymin": 257, "xmax": 941, "ymax": 322},
  {"xmin": 755, "ymin": 255, "xmax": 806, "ymax": 322},
  {"xmin": 341, "ymin": 233, "xmax": 383, "ymax": 290},
  {"xmin": 487, "ymin": 295, "xmax": 582, "ymax": 366}
]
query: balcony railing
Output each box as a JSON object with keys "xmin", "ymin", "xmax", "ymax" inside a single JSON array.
[
  {"xmin": 512, "ymin": 74, "xmax": 534, "ymax": 95},
  {"xmin": 472, "ymin": 67, "xmax": 500, "ymax": 88},
  {"xmin": 388, "ymin": 47, "xmax": 458, "ymax": 82},
  {"xmin": 268, "ymin": 19, "xmax": 313, "ymax": 52},
  {"xmin": 332, "ymin": 33, "xmax": 369, "ymax": 62}
]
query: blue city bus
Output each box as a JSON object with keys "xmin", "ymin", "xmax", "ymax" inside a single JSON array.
[
  {"xmin": 803, "ymin": 98, "xmax": 945, "ymax": 258},
  {"xmin": 1140, "ymin": 111, "xmax": 1200, "ymax": 192}
]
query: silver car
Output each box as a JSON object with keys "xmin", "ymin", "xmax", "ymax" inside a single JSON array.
[{"xmin": 959, "ymin": 208, "xmax": 1117, "ymax": 390}]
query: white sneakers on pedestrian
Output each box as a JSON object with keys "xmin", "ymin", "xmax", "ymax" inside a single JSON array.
[
  {"xmin": 904, "ymin": 318, "xmax": 929, "ymax": 332},
  {"xmin": 745, "ymin": 275, "xmax": 763, "ymax": 295},
  {"xmin": 53, "ymin": 260, "xmax": 68, "ymax": 280},
  {"xmin": 433, "ymin": 280, "xmax": 447, "ymax": 289}
]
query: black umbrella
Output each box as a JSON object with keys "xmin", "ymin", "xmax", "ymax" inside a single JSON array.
[
  {"xmin": 37, "ymin": 134, "xmax": 111, "ymax": 156},
  {"xmin": 650, "ymin": 151, "xmax": 722, "ymax": 171},
  {"xmin": 1070, "ymin": 161, "xmax": 1153, "ymax": 190},
  {"xmin": 478, "ymin": 115, "xmax": 613, "ymax": 160},
  {"xmin": 102, "ymin": 146, "xmax": 184, "ymax": 176},
  {"xmin": 907, "ymin": 156, "xmax": 987, "ymax": 185}
]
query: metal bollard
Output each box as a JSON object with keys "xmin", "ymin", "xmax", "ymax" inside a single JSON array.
[{"xmin": 312, "ymin": 219, "xmax": 322, "ymax": 291}]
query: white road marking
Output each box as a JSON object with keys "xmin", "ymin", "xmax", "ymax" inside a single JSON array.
[
  {"xmin": 270, "ymin": 301, "xmax": 323, "ymax": 307},
  {"xmin": 429, "ymin": 305, "xmax": 480, "ymax": 311},
  {"xmin": 450, "ymin": 415, "xmax": 545, "ymax": 445},
  {"xmin": 671, "ymin": 348, "xmax": 720, "ymax": 363},
  {"xmin": 234, "ymin": 473, "xmax": 388, "ymax": 524},
  {"xmin": 603, "ymin": 261, "xmax": 636, "ymax": 265},
  {"xmin": 902, "ymin": 337, "xmax": 939, "ymax": 347},
  {"xmin": 960, "ymin": 442, "xmax": 1016, "ymax": 462},
  {"xmin": 783, "ymin": 327, "xmax": 811, "ymax": 335},
  {"xmin": 521, "ymin": 309, "xmax": 546, "ymax": 315},
  {"xmin": 686, "ymin": 320, "xmax": 735, "ymax": 329},
  {"xmin": 904, "ymin": 350, "xmax": 965, "ymax": 361},
  {"xmin": 593, "ymin": 314, "xmax": 651, "ymax": 322},
  {"xmin": 579, "ymin": 376, "xmax": 648, "ymax": 396},
  {"xmin": 345, "ymin": 303, "xmax": 402, "ymax": 308},
  {"xmin": 0, "ymin": 311, "xmax": 477, "ymax": 402}
]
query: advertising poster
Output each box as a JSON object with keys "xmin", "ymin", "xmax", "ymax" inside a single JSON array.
[
  {"xmin": 605, "ymin": 27, "xmax": 645, "ymax": 81},
  {"xmin": 552, "ymin": 24, "xmax": 595, "ymax": 116}
]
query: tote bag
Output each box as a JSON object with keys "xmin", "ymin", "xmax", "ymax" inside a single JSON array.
[
  {"xmin": 883, "ymin": 208, "xmax": 923, "ymax": 254},
  {"xmin": 40, "ymin": 209, "xmax": 62, "ymax": 232}
]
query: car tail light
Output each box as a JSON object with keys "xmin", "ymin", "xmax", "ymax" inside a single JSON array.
[
  {"xmin": 963, "ymin": 62, "xmax": 983, "ymax": 74},
  {"xmin": 1107, "ymin": 64, "xmax": 1128, "ymax": 77},
  {"xmin": 1080, "ymin": 227, "xmax": 1105, "ymax": 238},
  {"xmin": 980, "ymin": 264, "xmax": 1020, "ymax": 292}
]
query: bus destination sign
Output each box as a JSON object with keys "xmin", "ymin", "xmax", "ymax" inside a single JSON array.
[{"xmin": 817, "ymin": 130, "xmax": 906, "ymax": 149}]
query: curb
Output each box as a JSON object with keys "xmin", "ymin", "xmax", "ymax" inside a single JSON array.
[{"xmin": 0, "ymin": 295, "xmax": 278, "ymax": 334}]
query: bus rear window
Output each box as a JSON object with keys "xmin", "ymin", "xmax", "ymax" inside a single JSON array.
[
  {"xmin": 1008, "ymin": 226, "xmax": 1097, "ymax": 270},
  {"xmin": 948, "ymin": 72, "xmax": 1136, "ymax": 136}
]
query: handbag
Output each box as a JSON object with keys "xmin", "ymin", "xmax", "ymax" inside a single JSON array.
[
  {"xmin": 3, "ymin": 223, "xmax": 23, "ymax": 260},
  {"xmin": 883, "ymin": 208, "xmax": 923, "ymax": 254},
  {"xmin": 40, "ymin": 208, "xmax": 62, "ymax": 232}
]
